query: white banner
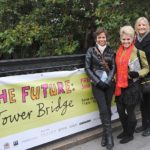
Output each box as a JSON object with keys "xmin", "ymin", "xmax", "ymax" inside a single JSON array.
[{"xmin": 0, "ymin": 69, "xmax": 118, "ymax": 150}]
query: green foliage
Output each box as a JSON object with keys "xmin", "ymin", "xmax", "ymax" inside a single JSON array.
[
  {"xmin": 95, "ymin": 0, "xmax": 150, "ymax": 49},
  {"xmin": 0, "ymin": 0, "xmax": 150, "ymax": 59}
]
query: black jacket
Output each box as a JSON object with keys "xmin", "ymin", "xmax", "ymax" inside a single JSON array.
[
  {"xmin": 135, "ymin": 32, "xmax": 150, "ymax": 66},
  {"xmin": 85, "ymin": 45, "xmax": 115, "ymax": 85}
]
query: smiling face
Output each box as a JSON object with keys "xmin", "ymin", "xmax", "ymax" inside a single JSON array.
[
  {"xmin": 120, "ymin": 34, "xmax": 133, "ymax": 49},
  {"xmin": 136, "ymin": 19, "xmax": 148, "ymax": 36},
  {"xmin": 96, "ymin": 32, "xmax": 107, "ymax": 46}
]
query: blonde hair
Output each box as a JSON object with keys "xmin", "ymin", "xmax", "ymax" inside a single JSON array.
[
  {"xmin": 135, "ymin": 17, "xmax": 150, "ymax": 33},
  {"xmin": 120, "ymin": 25, "xmax": 135, "ymax": 41}
]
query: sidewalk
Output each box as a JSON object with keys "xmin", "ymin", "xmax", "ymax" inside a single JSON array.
[
  {"xmin": 68, "ymin": 125, "xmax": 150, "ymax": 150},
  {"xmin": 32, "ymin": 116, "xmax": 150, "ymax": 150},
  {"xmin": 32, "ymin": 119, "xmax": 120, "ymax": 150}
]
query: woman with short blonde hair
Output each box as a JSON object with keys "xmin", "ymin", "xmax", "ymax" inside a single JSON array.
[
  {"xmin": 115, "ymin": 25, "xmax": 149, "ymax": 144},
  {"xmin": 120, "ymin": 25, "xmax": 135, "ymax": 40}
]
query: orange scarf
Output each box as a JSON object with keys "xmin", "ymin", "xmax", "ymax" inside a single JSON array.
[{"xmin": 115, "ymin": 44, "xmax": 134, "ymax": 96}]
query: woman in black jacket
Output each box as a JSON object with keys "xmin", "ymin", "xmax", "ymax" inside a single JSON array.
[
  {"xmin": 85, "ymin": 27, "xmax": 115, "ymax": 150},
  {"xmin": 134, "ymin": 17, "xmax": 150, "ymax": 136}
]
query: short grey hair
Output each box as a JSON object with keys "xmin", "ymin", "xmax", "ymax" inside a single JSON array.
[
  {"xmin": 135, "ymin": 17, "xmax": 150, "ymax": 33},
  {"xmin": 120, "ymin": 25, "xmax": 135, "ymax": 40}
]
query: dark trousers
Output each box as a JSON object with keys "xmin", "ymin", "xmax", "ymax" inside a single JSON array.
[
  {"xmin": 116, "ymin": 98, "xmax": 137, "ymax": 136},
  {"xmin": 92, "ymin": 83, "xmax": 114, "ymax": 133},
  {"xmin": 141, "ymin": 93, "xmax": 150, "ymax": 129}
]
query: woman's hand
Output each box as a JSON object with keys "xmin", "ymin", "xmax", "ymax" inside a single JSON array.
[
  {"xmin": 129, "ymin": 71, "xmax": 139, "ymax": 78},
  {"xmin": 96, "ymin": 80, "xmax": 109, "ymax": 89}
]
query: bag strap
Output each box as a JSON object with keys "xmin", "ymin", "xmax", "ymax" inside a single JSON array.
[
  {"xmin": 95, "ymin": 45, "xmax": 110, "ymax": 72},
  {"xmin": 137, "ymin": 49, "xmax": 149, "ymax": 82},
  {"xmin": 137, "ymin": 49, "xmax": 142, "ymax": 69}
]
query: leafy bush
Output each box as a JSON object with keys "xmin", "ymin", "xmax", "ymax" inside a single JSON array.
[{"xmin": 0, "ymin": 0, "xmax": 150, "ymax": 59}]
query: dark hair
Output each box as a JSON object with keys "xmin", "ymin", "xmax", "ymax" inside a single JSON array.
[{"xmin": 93, "ymin": 27, "xmax": 107, "ymax": 40}]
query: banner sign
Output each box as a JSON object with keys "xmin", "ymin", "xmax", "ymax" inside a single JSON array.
[{"xmin": 0, "ymin": 69, "xmax": 118, "ymax": 150}]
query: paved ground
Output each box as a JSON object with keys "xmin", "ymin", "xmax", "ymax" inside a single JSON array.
[
  {"xmin": 67, "ymin": 126, "xmax": 150, "ymax": 150},
  {"xmin": 32, "ymin": 118, "xmax": 150, "ymax": 150}
]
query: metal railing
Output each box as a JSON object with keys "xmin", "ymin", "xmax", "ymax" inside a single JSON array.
[{"xmin": 0, "ymin": 54, "xmax": 85, "ymax": 76}]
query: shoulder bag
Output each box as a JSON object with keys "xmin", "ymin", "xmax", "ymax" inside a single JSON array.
[{"xmin": 137, "ymin": 49, "xmax": 150, "ymax": 93}]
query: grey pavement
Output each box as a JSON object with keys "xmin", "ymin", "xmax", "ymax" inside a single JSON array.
[
  {"xmin": 67, "ymin": 126, "xmax": 150, "ymax": 150},
  {"xmin": 33, "ymin": 118, "xmax": 150, "ymax": 150}
]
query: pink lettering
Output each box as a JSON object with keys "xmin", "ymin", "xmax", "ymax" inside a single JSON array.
[
  {"xmin": 41, "ymin": 84, "xmax": 48, "ymax": 98},
  {"xmin": 57, "ymin": 82, "xmax": 65, "ymax": 94},
  {"xmin": 0, "ymin": 89, "xmax": 7, "ymax": 103},
  {"xmin": 22, "ymin": 86, "xmax": 30, "ymax": 103}
]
